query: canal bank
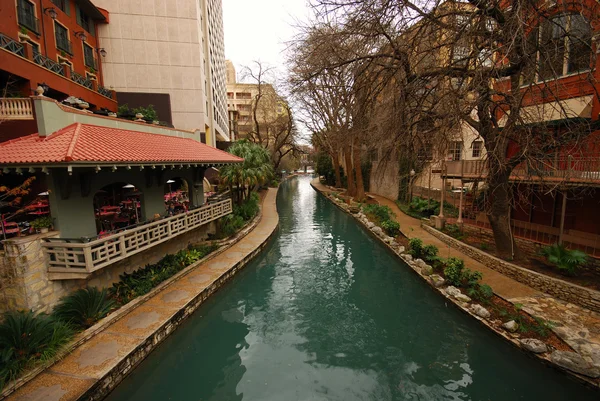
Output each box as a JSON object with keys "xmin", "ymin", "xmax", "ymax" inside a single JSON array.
[
  {"xmin": 101, "ymin": 176, "xmax": 596, "ymax": 400},
  {"xmin": 2, "ymin": 188, "xmax": 280, "ymax": 401},
  {"xmin": 312, "ymin": 178, "xmax": 600, "ymax": 389}
]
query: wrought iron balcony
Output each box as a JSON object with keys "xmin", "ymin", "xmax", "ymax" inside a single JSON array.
[
  {"xmin": 0, "ymin": 33, "xmax": 25, "ymax": 57},
  {"xmin": 98, "ymin": 86, "xmax": 113, "ymax": 99},
  {"xmin": 33, "ymin": 52, "xmax": 65, "ymax": 76},
  {"xmin": 42, "ymin": 199, "xmax": 232, "ymax": 276},
  {"xmin": 71, "ymin": 71, "xmax": 93, "ymax": 89}
]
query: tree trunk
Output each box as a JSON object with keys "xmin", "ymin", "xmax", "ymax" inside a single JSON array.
[
  {"xmin": 344, "ymin": 144, "xmax": 356, "ymax": 196},
  {"xmin": 486, "ymin": 169, "xmax": 519, "ymax": 259},
  {"xmin": 353, "ymin": 136, "xmax": 366, "ymax": 202},
  {"xmin": 332, "ymin": 152, "xmax": 342, "ymax": 188}
]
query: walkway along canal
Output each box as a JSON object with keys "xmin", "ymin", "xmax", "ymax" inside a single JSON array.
[{"xmin": 104, "ymin": 176, "xmax": 597, "ymax": 400}]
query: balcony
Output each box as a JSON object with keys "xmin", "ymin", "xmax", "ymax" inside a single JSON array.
[
  {"xmin": 0, "ymin": 98, "xmax": 34, "ymax": 120},
  {"xmin": 443, "ymin": 157, "xmax": 600, "ymax": 185},
  {"xmin": 71, "ymin": 71, "xmax": 93, "ymax": 89},
  {"xmin": 42, "ymin": 199, "xmax": 232, "ymax": 278},
  {"xmin": 17, "ymin": 7, "xmax": 39, "ymax": 35},
  {"xmin": 33, "ymin": 52, "xmax": 65, "ymax": 76}
]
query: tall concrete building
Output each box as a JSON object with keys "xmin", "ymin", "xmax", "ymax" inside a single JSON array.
[{"xmin": 94, "ymin": 0, "xmax": 229, "ymax": 146}]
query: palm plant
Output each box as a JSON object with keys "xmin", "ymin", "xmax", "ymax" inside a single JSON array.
[
  {"xmin": 540, "ymin": 244, "xmax": 587, "ymax": 276},
  {"xmin": 220, "ymin": 140, "xmax": 273, "ymax": 204},
  {"xmin": 0, "ymin": 310, "xmax": 73, "ymax": 388},
  {"xmin": 53, "ymin": 287, "xmax": 115, "ymax": 329}
]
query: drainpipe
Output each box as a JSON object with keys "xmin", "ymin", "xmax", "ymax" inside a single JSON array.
[
  {"xmin": 457, "ymin": 179, "xmax": 464, "ymax": 224},
  {"xmin": 439, "ymin": 162, "xmax": 445, "ymax": 219},
  {"xmin": 558, "ymin": 190, "xmax": 567, "ymax": 244}
]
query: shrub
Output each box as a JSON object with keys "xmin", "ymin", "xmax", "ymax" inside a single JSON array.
[
  {"xmin": 381, "ymin": 220, "xmax": 400, "ymax": 237},
  {"xmin": 422, "ymin": 244, "xmax": 439, "ymax": 265},
  {"xmin": 444, "ymin": 224, "xmax": 464, "ymax": 240},
  {"xmin": 408, "ymin": 238, "xmax": 424, "ymax": 258},
  {"xmin": 362, "ymin": 204, "xmax": 394, "ymax": 223},
  {"xmin": 218, "ymin": 214, "xmax": 245, "ymax": 238},
  {"xmin": 234, "ymin": 192, "xmax": 260, "ymax": 221},
  {"xmin": 31, "ymin": 216, "xmax": 53, "ymax": 230},
  {"xmin": 540, "ymin": 243, "xmax": 587, "ymax": 276},
  {"xmin": 443, "ymin": 257, "xmax": 466, "ymax": 286},
  {"xmin": 0, "ymin": 311, "xmax": 73, "ymax": 388},
  {"xmin": 467, "ymin": 283, "xmax": 494, "ymax": 302},
  {"xmin": 53, "ymin": 287, "xmax": 115, "ymax": 329},
  {"xmin": 110, "ymin": 244, "xmax": 217, "ymax": 304}
]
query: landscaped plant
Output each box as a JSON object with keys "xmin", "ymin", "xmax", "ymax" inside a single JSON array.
[
  {"xmin": 408, "ymin": 238, "xmax": 424, "ymax": 258},
  {"xmin": 540, "ymin": 243, "xmax": 587, "ymax": 276},
  {"xmin": 444, "ymin": 224, "xmax": 464, "ymax": 240},
  {"xmin": 466, "ymin": 283, "xmax": 494, "ymax": 302},
  {"xmin": 132, "ymin": 105, "xmax": 158, "ymax": 121},
  {"xmin": 0, "ymin": 310, "xmax": 73, "ymax": 389},
  {"xmin": 53, "ymin": 287, "xmax": 115, "ymax": 329},
  {"xmin": 381, "ymin": 220, "xmax": 400, "ymax": 237},
  {"xmin": 443, "ymin": 257, "xmax": 467, "ymax": 286},
  {"xmin": 30, "ymin": 216, "xmax": 53, "ymax": 231},
  {"xmin": 19, "ymin": 27, "xmax": 28, "ymax": 35},
  {"xmin": 110, "ymin": 244, "xmax": 218, "ymax": 304},
  {"xmin": 362, "ymin": 203, "xmax": 393, "ymax": 223}
]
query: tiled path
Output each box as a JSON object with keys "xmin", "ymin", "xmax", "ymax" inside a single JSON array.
[
  {"xmin": 312, "ymin": 179, "xmax": 600, "ymax": 373},
  {"xmin": 5, "ymin": 189, "xmax": 279, "ymax": 401}
]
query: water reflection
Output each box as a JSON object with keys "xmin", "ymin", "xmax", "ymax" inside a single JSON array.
[{"xmin": 105, "ymin": 176, "xmax": 596, "ymax": 401}]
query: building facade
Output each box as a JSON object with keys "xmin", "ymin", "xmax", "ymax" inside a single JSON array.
[{"xmin": 94, "ymin": 0, "xmax": 229, "ymax": 146}]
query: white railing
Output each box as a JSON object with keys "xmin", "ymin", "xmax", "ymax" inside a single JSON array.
[
  {"xmin": 42, "ymin": 199, "xmax": 232, "ymax": 273},
  {"xmin": 0, "ymin": 98, "xmax": 34, "ymax": 120}
]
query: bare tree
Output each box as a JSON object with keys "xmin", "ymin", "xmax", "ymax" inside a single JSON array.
[
  {"xmin": 240, "ymin": 61, "xmax": 304, "ymax": 171},
  {"xmin": 300, "ymin": 0, "xmax": 599, "ymax": 258}
]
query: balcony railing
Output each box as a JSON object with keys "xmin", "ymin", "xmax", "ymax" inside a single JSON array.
[
  {"xmin": 17, "ymin": 7, "xmax": 39, "ymax": 34},
  {"xmin": 0, "ymin": 98, "xmax": 34, "ymax": 120},
  {"xmin": 42, "ymin": 199, "xmax": 232, "ymax": 274},
  {"xmin": 98, "ymin": 86, "xmax": 113, "ymax": 99},
  {"xmin": 0, "ymin": 33, "xmax": 25, "ymax": 57},
  {"xmin": 33, "ymin": 52, "xmax": 65, "ymax": 76},
  {"xmin": 71, "ymin": 71, "xmax": 93, "ymax": 89},
  {"xmin": 443, "ymin": 157, "xmax": 600, "ymax": 183}
]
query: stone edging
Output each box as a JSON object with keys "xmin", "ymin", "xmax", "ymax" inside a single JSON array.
[
  {"xmin": 310, "ymin": 181, "xmax": 600, "ymax": 390},
  {"xmin": 0, "ymin": 197, "xmax": 270, "ymax": 400},
  {"xmin": 421, "ymin": 223, "xmax": 600, "ymax": 313}
]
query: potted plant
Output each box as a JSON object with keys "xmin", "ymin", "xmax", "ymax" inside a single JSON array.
[
  {"xmin": 18, "ymin": 27, "xmax": 30, "ymax": 42},
  {"xmin": 31, "ymin": 216, "xmax": 53, "ymax": 233}
]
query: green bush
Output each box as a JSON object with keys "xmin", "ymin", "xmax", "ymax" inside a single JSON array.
[
  {"xmin": 53, "ymin": 287, "xmax": 115, "ymax": 329},
  {"xmin": 0, "ymin": 311, "xmax": 74, "ymax": 388},
  {"xmin": 443, "ymin": 257, "xmax": 466, "ymax": 286},
  {"xmin": 408, "ymin": 238, "xmax": 424, "ymax": 258},
  {"xmin": 381, "ymin": 220, "xmax": 400, "ymax": 237},
  {"xmin": 234, "ymin": 192, "xmax": 260, "ymax": 221},
  {"xmin": 422, "ymin": 244, "xmax": 440, "ymax": 265},
  {"xmin": 444, "ymin": 224, "xmax": 464, "ymax": 240},
  {"xmin": 467, "ymin": 283, "xmax": 494, "ymax": 302},
  {"xmin": 540, "ymin": 243, "xmax": 587, "ymax": 276},
  {"xmin": 110, "ymin": 244, "xmax": 218, "ymax": 304},
  {"xmin": 362, "ymin": 204, "xmax": 394, "ymax": 223}
]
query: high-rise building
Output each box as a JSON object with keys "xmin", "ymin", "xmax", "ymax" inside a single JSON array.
[{"xmin": 94, "ymin": 0, "xmax": 230, "ymax": 146}]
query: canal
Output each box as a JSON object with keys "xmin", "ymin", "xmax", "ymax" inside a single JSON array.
[{"xmin": 105, "ymin": 176, "xmax": 597, "ymax": 401}]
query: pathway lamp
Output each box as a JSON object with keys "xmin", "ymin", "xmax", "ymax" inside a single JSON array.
[{"xmin": 409, "ymin": 169, "xmax": 416, "ymax": 204}]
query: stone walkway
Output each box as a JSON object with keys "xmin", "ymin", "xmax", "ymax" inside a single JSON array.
[
  {"xmin": 313, "ymin": 179, "xmax": 600, "ymax": 378},
  {"xmin": 5, "ymin": 189, "xmax": 279, "ymax": 401}
]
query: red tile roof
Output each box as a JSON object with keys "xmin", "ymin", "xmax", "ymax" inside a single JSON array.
[{"xmin": 0, "ymin": 123, "xmax": 242, "ymax": 165}]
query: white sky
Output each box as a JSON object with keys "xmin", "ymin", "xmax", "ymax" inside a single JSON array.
[{"xmin": 222, "ymin": 0, "xmax": 313, "ymax": 82}]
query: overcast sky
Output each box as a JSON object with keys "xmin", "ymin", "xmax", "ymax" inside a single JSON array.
[{"xmin": 222, "ymin": 0, "xmax": 312, "ymax": 82}]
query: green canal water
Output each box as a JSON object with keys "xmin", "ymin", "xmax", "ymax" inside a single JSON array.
[{"xmin": 105, "ymin": 176, "xmax": 597, "ymax": 401}]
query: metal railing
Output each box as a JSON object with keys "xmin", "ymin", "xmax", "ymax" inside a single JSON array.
[
  {"xmin": 0, "ymin": 98, "xmax": 34, "ymax": 120},
  {"xmin": 33, "ymin": 52, "xmax": 65, "ymax": 76},
  {"xmin": 17, "ymin": 6, "xmax": 39, "ymax": 34},
  {"xmin": 71, "ymin": 71, "xmax": 93, "ymax": 89},
  {"xmin": 443, "ymin": 157, "xmax": 600, "ymax": 183},
  {"xmin": 42, "ymin": 199, "xmax": 232, "ymax": 273},
  {"xmin": 0, "ymin": 33, "xmax": 25, "ymax": 57},
  {"xmin": 98, "ymin": 86, "xmax": 113, "ymax": 99}
]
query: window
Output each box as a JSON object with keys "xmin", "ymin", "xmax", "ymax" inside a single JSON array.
[
  {"xmin": 51, "ymin": 0, "xmax": 69, "ymax": 14},
  {"xmin": 54, "ymin": 22, "xmax": 72, "ymax": 54},
  {"xmin": 472, "ymin": 141, "xmax": 483, "ymax": 158},
  {"xmin": 456, "ymin": 15, "xmax": 470, "ymax": 28},
  {"xmin": 453, "ymin": 46, "xmax": 470, "ymax": 67},
  {"xmin": 27, "ymin": 40, "xmax": 40, "ymax": 54},
  {"xmin": 449, "ymin": 141, "xmax": 463, "ymax": 161},
  {"xmin": 537, "ymin": 14, "xmax": 592, "ymax": 81},
  {"xmin": 17, "ymin": 0, "xmax": 39, "ymax": 34},
  {"xmin": 227, "ymin": 92, "xmax": 233, "ymax": 99},
  {"xmin": 83, "ymin": 43, "xmax": 96, "ymax": 69},
  {"xmin": 236, "ymin": 92, "xmax": 251, "ymax": 100},
  {"xmin": 237, "ymin": 104, "xmax": 251, "ymax": 112},
  {"xmin": 76, "ymin": 6, "xmax": 94, "ymax": 36}
]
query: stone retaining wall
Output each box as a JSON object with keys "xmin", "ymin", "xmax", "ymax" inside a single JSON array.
[
  {"xmin": 0, "ymin": 222, "xmax": 215, "ymax": 313},
  {"xmin": 422, "ymin": 223, "xmax": 600, "ymax": 313}
]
